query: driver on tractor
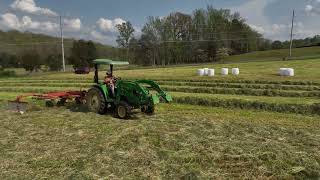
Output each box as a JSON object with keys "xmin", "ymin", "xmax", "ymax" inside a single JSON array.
[{"xmin": 104, "ymin": 71, "xmax": 115, "ymax": 96}]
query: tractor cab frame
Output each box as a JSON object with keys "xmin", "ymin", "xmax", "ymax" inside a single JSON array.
[{"xmin": 93, "ymin": 59, "xmax": 129, "ymax": 84}]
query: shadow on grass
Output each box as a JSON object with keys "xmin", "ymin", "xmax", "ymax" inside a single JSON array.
[
  {"xmin": 65, "ymin": 103, "xmax": 143, "ymax": 120},
  {"xmin": 66, "ymin": 103, "xmax": 90, "ymax": 113}
]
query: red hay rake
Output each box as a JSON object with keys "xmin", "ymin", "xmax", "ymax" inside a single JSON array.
[{"xmin": 8, "ymin": 91, "xmax": 86, "ymax": 112}]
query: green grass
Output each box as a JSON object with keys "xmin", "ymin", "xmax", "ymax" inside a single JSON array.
[
  {"xmin": 0, "ymin": 103, "xmax": 319, "ymax": 179},
  {"xmin": 172, "ymin": 92, "xmax": 320, "ymax": 105},
  {"xmin": 225, "ymin": 46, "xmax": 320, "ymax": 62},
  {"xmin": 1, "ymin": 57, "xmax": 320, "ymax": 178},
  {"xmin": 1, "ymin": 84, "xmax": 320, "ymax": 115},
  {"xmin": 1, "ymin": 81, "xmax": 319, "ymax": 91},
  {"xmin": 3, "ymin": 58, "xmax": 318, "ymax": 83},
  {"xmin": 2, "ymin": 82, "xmax": 320, "ymax": 98}
]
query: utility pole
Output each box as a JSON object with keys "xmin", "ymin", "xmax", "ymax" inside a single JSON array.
[
  {"xmin": 289, "ymin": 9, "xmax": 295, "ymax": 57},
  {"xmin": 59, "ymin": 15, "xmax": 66, "ymax": 72}
]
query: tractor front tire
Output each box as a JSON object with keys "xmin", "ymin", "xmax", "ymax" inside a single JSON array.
[
  {"xmin": 141, "ymin": 105, "xmax": 155, "ymax": 115},
  {"xmin": 115, "ymin": 101, "xmax": 131, "ymax": 119},
  {"xmin": 86, "ymin": 87, "xmax": 106, "ymax": 114},
  {"xmin": 145, "ymin": 105, "xmax": 155, "ymax": 115}
]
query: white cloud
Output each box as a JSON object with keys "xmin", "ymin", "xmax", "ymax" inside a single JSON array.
[
  {"xmin": 89, "ymin": 30, "xmax": 118, "ymax": 45},
  {"xmin": 0, "ymin": 13, "xmax": 58, "ymax": 32},
  {"xmin": 96, "ymin": 17, "xmax": 126, "ymax": 32},
  {"xmin": 249, "ymin": 24, "xmax": 265, "ymax": 34},
  {"xmin": 90, "ymin": 30, "xmax": 108, "ymax": 41},
  {"xmin": 11, "ymin": 0, "xmax": 58, "ymax": 16},
  {"xmin": 249, "ymin": 22, "xmax": 317, "ymax": 40},
  {"xmin": 305, "ymin": 0, "xmax": 320, "ymax": 15},
  {"xmin": 231, "ymin": 0, "xmax": 319, "ymax": 40},
  {"xmin": 133, "ymin": 26, "xmax": 142, "ymax": 37},
  {"xmin": 305, "ymin": 5, "xmax": 313, "ymax": 12},
  {"xmin": 113, "ymin": 18, "xmax": 126, "ymax": 26},
  {"xmin": 231, "ymin": 0, "xmax": 274, "ymax": 26},
  {"xmin": 0, "ymin": 13, "xmax": 82, "ymax": 34},
  {"xmin": 0, "ymin": 13, "xmax": 21, "ymax": 29},
  {"xmin": 63, "ymin": 18, "xmax": 81, "ymax": 32},
  {"xmin": 21, "ymin": 16, "xmax": 58, "ymax": 32}
]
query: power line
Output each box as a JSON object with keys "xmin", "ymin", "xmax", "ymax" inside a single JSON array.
[
  {"xmin": 289, "ymin": 10, "xmax": 295, "ymax": 57},
  {"xmin": 0, "ymin": 36, "xmax": 264, "ymax": 47},
  {"xmin": 59, "ymin": 15, "xmax": 66, "ymax": 72},
  {"xmin": 126, "ymin": 36, "xmax": 264, "ymax": 46},
  {"xmin": 0, "ymin": 40, "xmax": 74, "ymax": 47},
  {"xmin": 161, "ymin": 37, "xmax": 264, "ymax": 43}
]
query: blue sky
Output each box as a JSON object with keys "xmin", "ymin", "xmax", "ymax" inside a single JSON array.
[{"xmin": 0, "ymin": 0, "xmax": 319, "ymax": 45}]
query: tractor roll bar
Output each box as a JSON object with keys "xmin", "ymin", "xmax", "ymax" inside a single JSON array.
[{"xmin": 94, "ymin": 64, "xmax": 98, "ymax": 84}]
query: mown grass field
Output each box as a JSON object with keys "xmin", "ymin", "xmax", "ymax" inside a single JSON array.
[
  {"xmin": 0, "ymin": 58, "xmax": 320, "ymax": 179},
  {"xmin": 225, "ymin": 46, "xmax": 320, "ymax": 62}
]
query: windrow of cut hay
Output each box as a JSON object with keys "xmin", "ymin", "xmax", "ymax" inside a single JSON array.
[
  {"xmin": 1, "ymin": 77, "xmax": 319, "ymax": 115},
  {"xmin": 146, "ymin": 79, "xmax": 320, "ymax": 86},
  {"xmin": 173, "ymin": 95, "xmax": 320, "ymax": 116},
  {"xmin": 2, "ymin": 82, "xmax": 320, "ymax": 98},
  {"xmin": 157, "ymin": 81, "xmax": 320, "ymax": 91},
  {"xmin": 2, "ymin": 78, "xmax": 320, "ymax": 86},
  {"xmin": 1, "ymin": 86, "xmax": 319, "ymax": 115},
  {"xmin": 162, "ymin": 86, "xmax": 320, "ymax": 98},
  {"xmin": 2, "ymin": 81, "xmax": 320, "ymax": 91}
]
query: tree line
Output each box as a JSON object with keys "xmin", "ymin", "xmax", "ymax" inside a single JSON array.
[
  {"xmin": 122, "ymin": 6, "xmax": 270, "ymax": 65},
  {"xmin": 270, "ymin": 35, "xmax": 320, "ymax": 50},
  {"xmin": 118, "ymin": 6, "xmax": 320, "ymax": 65},
  {"xmin": 0, "ymin": 40, "xmax": 98, "ymax": 72}
]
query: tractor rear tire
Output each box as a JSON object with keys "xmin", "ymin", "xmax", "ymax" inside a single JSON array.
[
  {"xmin": 86, "ymin": 87, "xmax": 106, "ymax": 114},
  {"xmin": 115, "ymin": 101, "xmax": 131, "ymax": 119}
]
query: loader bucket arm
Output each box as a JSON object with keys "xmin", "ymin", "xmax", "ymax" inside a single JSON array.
[{"xmin": 135, "ymin": 80, "xmax": 172, "ymax": 102}]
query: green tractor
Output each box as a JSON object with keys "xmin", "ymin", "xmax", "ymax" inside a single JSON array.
[{"xmin": 86, "ymin": 59, "xmax": 172, "ymax": 119}]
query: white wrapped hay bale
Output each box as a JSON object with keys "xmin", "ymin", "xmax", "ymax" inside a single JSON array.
[
  {"xmin": 208, "ymin": 69, "xmax": 215, "ymax": 76},
  {"xmin": 203, "ymin": 68, "xmax": 209, "ymax": 75},
  {"xmin": 279, "ymin": 68, "xmax": 294, "ymax": 76},
  {"xmin": 232, "ymin": 68, "xmax": 240, "ymax": 75},
  {"xmin": 198, "ymin": 69, "xmax": 205, "ymax": 76},
  {"xmin": 221, "ymin": 68, "xmax": 229, "ymax": 75},
  {"xmin": 286, "ymin": 68, "xmax": 294, "ymax": 76},
  {"xmin": 279, "ymin": 68, "xmax": 287, "ymax": 76}
]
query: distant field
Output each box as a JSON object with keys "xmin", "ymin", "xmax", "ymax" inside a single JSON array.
[
  {"xmin": 0, "ymin": 57, "xmax": 320, "ymax": 179},
  {"xmin": 5, "ymin": 46, "xmax": 320, "ymax": 76},
  {"xmin": 8, "ymin": 58, "xmax": 318, "ymax": 83},
  {"xmin": 226, "ymin": 46, "xmax": 320, "ymax": 62}
]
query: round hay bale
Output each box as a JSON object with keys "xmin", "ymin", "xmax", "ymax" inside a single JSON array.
[
  {"xmin": 208, "ymin": 69, "xmax": 215, "ymax": 76},
  {"xmin": 221, "ymin": 68, "xmax": 229, "ymax": 75},
  {"xmin": 232, "ymin": 68, "xmax": 240, "ymax": 75},
  {"xmin": 198, "ymin": 69, "xmax": 205, "ymax": 76}
]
